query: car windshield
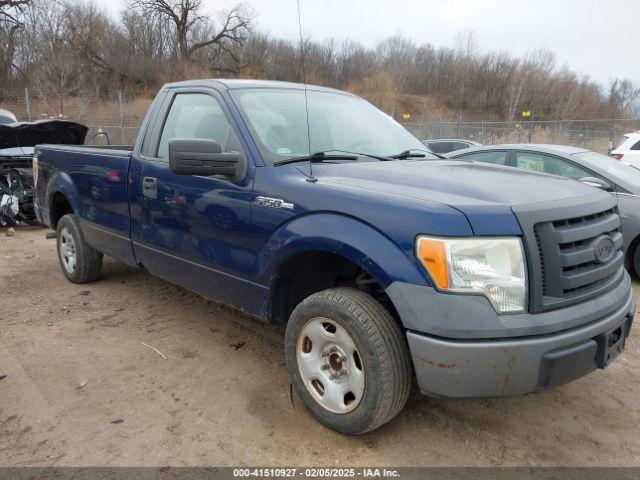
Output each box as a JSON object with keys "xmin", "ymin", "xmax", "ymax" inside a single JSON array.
[
  {"xmin": 230, "ymin": 88, "xmax": 433, "ymax": 165},
  {"xmin": 574, "ymin": 151, "xmax": 640, "ymax": 189}
]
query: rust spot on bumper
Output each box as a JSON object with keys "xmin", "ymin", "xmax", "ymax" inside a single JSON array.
[
  {"xmin": 415, "ymin": 355, "xmax": 434, "ymax": 366},
  {"xmin": 438, "ymin": 363, "xmax": 456, "ymax": 369}
]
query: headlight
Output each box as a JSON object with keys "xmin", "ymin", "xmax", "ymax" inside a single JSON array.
[{"xmin": 416, "ymin": 236, "xmax": 527, "ymax": 313}]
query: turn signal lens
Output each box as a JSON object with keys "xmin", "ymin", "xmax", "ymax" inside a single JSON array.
[{"xmin": 416, "ymin": 237, "xmax": 449, "ymax": 288}]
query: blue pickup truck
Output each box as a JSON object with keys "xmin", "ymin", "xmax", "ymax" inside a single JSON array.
[{"xmin": 34, "ymin": 80, "xmax": 634, "ymax": 434}]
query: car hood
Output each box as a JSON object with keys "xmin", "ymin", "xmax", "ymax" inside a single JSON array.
[
  {"xmin": 0, "ymin": 120, "xmax": 88, "ymax": 151},
  {"xmin": 314, "ymin": 160, "xmax": 609, "ymax": 235}
]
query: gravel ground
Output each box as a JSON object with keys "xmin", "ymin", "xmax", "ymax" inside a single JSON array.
[{"xmin": 1, "ymin": 227, "xmax": 639, "ymax": 467}]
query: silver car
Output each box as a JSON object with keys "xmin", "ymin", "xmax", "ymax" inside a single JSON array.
[
  {"xmin": 447, "ymin": 144, "xmax": 640, "ymax": 276},
  {"xmin": 0, "ymin": 108, "xmax": 17, "ymax": 125},
  {"xmin": 422, "ymin": 138, "xmax": 481, "ymax": 154}
]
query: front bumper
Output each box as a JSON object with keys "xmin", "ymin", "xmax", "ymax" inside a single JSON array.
[{"xmin": 388, "ymin": 276, "xmax": 635, "ymax": 398}]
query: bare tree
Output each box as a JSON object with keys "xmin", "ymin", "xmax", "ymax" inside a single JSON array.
[
  {"xmin": 127, "ymin": 0, "xmax": 251, "ymax": 64},
  {"xmin": 0, "ymin": 0, "xmax": 30, "ymax": 25},
  {"xmin": 0, "ymin": 0, "xmax": 32, "ymax": 85},
  {"xmin": 2, "ymin": 0, "xmax": 637, "ymax": 127}
]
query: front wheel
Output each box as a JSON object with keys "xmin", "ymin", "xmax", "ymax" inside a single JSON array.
[
  {"xmin": 56, "ymin": 214, "xmax": 103, "ymax": 283},
  {"xmin": 285, "ymin": 288, "xmax": 412, "ymax": 434}
]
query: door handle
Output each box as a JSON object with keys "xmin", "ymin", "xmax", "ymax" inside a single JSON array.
[{"xmin": 142, "ymin": 176, "xmax": 157, "ymax": 199}]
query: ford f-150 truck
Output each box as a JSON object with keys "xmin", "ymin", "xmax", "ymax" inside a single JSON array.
[{"xmin": 34, "ymin": 80, "xmax": 635, "ymax": 434}]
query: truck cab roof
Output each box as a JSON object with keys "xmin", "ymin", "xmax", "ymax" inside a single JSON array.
[{"xmin": 163, "ymin": 78, "xmax": 352, "ymax": 95}]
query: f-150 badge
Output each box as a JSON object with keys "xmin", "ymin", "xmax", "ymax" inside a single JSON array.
[{"xmin": 255, "ymin": 196, "xmax": 294, "ymax": 210}]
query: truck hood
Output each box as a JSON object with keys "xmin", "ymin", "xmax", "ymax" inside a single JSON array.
[
  {"xmin": 0, "ymin": 120, "xmax": 88, "ymax": 151},
  {"xmin": 315, "ymin": 160, "xmax": 609, "ymax": 235}
]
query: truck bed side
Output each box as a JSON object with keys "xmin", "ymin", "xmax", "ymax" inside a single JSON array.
[{"xmin": 36, "ymin": 144, "xmax": 136, "ymax": 265}]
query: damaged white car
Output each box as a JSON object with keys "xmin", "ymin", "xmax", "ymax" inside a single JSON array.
[{"xmin": 0, "ymin": 120, "xmax": 87, "ymax": 226}]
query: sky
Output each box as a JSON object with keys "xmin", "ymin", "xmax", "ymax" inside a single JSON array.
[{"xmin": 95, "ymin": 0, "xmax": 640, "ymax": 86}]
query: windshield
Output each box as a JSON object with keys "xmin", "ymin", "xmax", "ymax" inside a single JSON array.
[
  {"xmin": 230, "ymin": 88, "xmax": 431, "ymax": 165},
  {"xmin": 574, "ymin": 151, "xmax": 640, "ymax": 189}
]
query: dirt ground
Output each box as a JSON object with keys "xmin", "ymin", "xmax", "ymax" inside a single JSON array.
[{"xmin": 1, "ymin": 226, "xmax": 639, "ymax": 467}]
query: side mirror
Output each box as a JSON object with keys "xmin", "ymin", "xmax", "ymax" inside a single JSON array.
[
  {"xmin": 579, "ymin": 176, "xmax": 613, "ymax": 192},
  {"xmin": 169, "ymin": 138, "xmax": 241, "ymax": 177}
]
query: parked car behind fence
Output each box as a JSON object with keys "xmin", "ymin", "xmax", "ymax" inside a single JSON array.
[
  {"xmin": 422, "ymin": 138, "xmax": 481, "ymax": 154},
  {"xmin": 611, "ymin": 132, "xmax": 640, "ymax": 167},
  {"xmin": 0, "ymin": 108, "xmax": 18, "ymax": 125}
]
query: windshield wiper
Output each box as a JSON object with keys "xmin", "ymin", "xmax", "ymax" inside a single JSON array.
[
  {"xmin": 390, "ymin": 148, "xmax": 445, "ymax": 159},
  {"xmin": 389, "ymin": 149, "xmax": 427, "ymax": 159},
  {"xmin": 273, "ymin": 149, "xmax": 393, "ymax": 167},
  {"xmin": 273, "ymin": 152, "xmax": 358, "ymax": 167},
  {"xmin": 320, "ymin": 149, "xmax": 393, "ymax": 162}
]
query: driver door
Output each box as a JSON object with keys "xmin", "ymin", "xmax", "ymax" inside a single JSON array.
[{"xmin": 130, "ymin": 89, "xmax": 255, "ymax": 310}]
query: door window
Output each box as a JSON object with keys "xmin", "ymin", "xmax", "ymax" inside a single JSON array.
[
  {"xmin": 515, "ymin": 152, "xmax": 590, "ymax": 179},
  {"xmin": 157, "ymin": 93, "xmax": 232, "ymax": 159},
  {"xmin": 459, "ymin": 151, "xmax": 508, "ymax": 165}
]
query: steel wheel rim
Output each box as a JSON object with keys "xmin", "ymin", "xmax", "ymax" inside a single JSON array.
[
  {"xmin": 59, "ymin": 227, "xmax": 77, "ymax": 274},
  {"xmin": 296, "ymin": 317, "xmax": 365, "ymax": 414}
]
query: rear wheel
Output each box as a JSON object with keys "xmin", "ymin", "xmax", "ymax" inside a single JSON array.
[
  {"xmin": 56, "ymin": 214, "xmax": 102, "ymax": 283},
  {"xmin": 634, "ymin": 245, "xmax": 640, "ymax": 278},
  {"xmin": 285, "ymin": 287, "xmax": 411, "ymax": 434}
]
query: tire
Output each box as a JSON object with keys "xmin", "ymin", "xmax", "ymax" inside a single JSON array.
[
  {"xmin": 634, "ymin": 245, "xmax": 640, "ymax": 279},
  {"xmin": 56, "ymin": 214, "xmax": 103, "ymax": 283},
  {"xmin": 285, "ymin": 287, "xmax": 412, "ymax": 434}
]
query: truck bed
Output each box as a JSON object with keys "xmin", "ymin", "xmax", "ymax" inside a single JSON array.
[{"xmin": 36, "ymin": 143, "xmax": 134, "ymax": 264}]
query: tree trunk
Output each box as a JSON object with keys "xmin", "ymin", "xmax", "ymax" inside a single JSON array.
[
  {"xmin": 0, "ymin": 25, "xmax": 19, "ymax": 86},
  {"xmin": 177, "ymin": 25, "xmax": 189, "ymax": 61}
]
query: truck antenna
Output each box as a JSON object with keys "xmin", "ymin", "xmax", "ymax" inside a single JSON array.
[{"xmin": 296, "ymin": 0, "xmax": 316, "ymax": 183}]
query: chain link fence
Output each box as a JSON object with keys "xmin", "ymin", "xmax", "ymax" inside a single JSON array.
[
  {"xmin": 0, "ymin": 88, "xmax": 152, "ymax": 145},
  {"xmin": 402, "ymin": 119, "xmax": 640, "ymax": 154},
  {"xmin": 2, "ymin": 88, "xmax": 639, "ymax": 153}
]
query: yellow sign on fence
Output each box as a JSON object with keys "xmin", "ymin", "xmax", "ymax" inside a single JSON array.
[{"xmin": 521, "ymin": 110, "xmax": 531, "ymax": 118}]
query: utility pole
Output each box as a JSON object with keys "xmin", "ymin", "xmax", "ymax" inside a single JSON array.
[
  {"xmin": 608, "ymin": 81, "xmax": 619, "ymax": 154},
  {"xmin": 609, "ymin": 110, "xmax": 617, "ymax": 154},
  {"xmin": 456, "ymin": 72, "xmax": 466, "ymax": 138},
  {"xmin": 118, "ymin": 90, "xmax": 125, "ymax": 144},
  {"xmin": 24, "ymin": 87, "xmax": 31, "ymax": 122}
]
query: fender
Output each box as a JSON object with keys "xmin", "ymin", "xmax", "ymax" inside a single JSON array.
[
  {"xmin": 255, "ymin": 212, "xmax": 431, "ymax": 289},
  {"xmin": 45, "ymin": 170, "xmax": 84, "ymax": 224}
]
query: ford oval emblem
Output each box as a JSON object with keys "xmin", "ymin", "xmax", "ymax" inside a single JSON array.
[{"xmin": 593, "ymin": 235, "xmax": 615, "ymax": 264}]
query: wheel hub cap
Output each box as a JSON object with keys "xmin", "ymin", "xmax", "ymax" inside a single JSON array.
[
  {"xmin": 296, "ymin": 317, "xmax": 365, "ymax": 414},
  {"xmin": 59, "ymin": 227, "xmax": 77, "ymax": 274}
]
